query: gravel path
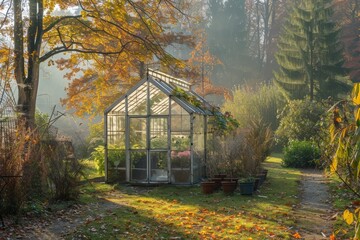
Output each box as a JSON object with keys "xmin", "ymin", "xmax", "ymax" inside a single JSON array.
[{"xmin": 293, "ymin": 169, "xmax": 335, "ymax": 239}]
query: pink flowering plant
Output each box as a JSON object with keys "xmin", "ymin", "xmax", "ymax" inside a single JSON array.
[{"xmin": 171, "ymin": 150, "xmax": 191, "ymax": 169}]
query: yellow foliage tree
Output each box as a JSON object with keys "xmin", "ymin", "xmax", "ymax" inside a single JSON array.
[
  {"xmin": 0, "ymin": 0, "xmax": 195, "ymax": 124},
  {"xmin": 330, "ymin": 83, "xmax": 360, "ymax": 239}
]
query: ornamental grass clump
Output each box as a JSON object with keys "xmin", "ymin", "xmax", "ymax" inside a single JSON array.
[
  {"xmin": 0, "ymin": 120, "xmax": 42, "ymax": 214},
  {"xmin": 206, "ymin": 119, "xmax": 273, "ymax": 178}
]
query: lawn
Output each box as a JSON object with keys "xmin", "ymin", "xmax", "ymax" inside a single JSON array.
[{"xmin": 68, "ymin": 156, "xmax": 302, "ymax": 240}]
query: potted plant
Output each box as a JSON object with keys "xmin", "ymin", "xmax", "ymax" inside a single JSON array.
[
  {"xmin": 209, "ymin": 177, "xmax": 222, "ymax": 190},
  {"xmin": 200, "ymin": 180, "xmax": 216, "ymax": 194},
  {"xmin": 253, "ymin": 177, "xmax": 261, "ymax": 191},
  {"xmin": 221, "ymin": 180, "xmax": 238, "ymax": 195},
  {"xmin": 239, "ymin": 177, "xmax": 255, "ymax": 195}
]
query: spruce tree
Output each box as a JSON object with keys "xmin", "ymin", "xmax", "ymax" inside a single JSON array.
[{"xmin": 274, "ymin": 0, "xmax": 350, "ymax": 100}]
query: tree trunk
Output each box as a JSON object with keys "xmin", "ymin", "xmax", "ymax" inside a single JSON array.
[
  {"xmin": 13, "ymin": 0, "xmax": 29, "ymax": 124},
  {"xmin": 14, "ymin": 0, "xmax": 43, "ymax": 127}
]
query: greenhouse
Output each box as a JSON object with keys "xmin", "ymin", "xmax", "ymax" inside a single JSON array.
[{"xmin": 104, "ymin": 69, "xmax": 215, "ymax": 184}]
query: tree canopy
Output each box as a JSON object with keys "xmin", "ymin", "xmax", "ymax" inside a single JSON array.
[{"xmin": 0, "ymin": 0, "xmax": 194, "ymax": 124}]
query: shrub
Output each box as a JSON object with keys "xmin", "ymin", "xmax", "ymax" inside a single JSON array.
[
  {"xmin": 275, "ymin": 98, "xmax": 327, "ymax": 146},
  {"xmin": 91, "ymin": 145, "xmax": 106, "ymax": 174},
  {"xmin": 43, "ymin": 140, "xmax": 83, "ymax": 200},
  {"xmin": 283, "ymin": 141, "xmax": 321, "ymax": 168}
]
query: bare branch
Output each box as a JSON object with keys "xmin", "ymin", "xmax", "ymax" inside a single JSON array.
[
  {"xmin": 0, "ymin": 0, "xmax": 11, "ymax": 30},
  {"xmin": 39, "ymin": 41, "xmax": 133, "ymax": 62},
  {"xmin": 43, "ymin": 15, "xmax": 82, "ymax": 33}
]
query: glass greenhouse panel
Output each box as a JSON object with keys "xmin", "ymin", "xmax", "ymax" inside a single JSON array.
[
  {"xmin": 107, "ymin": 115, "xmax": 125, "ymax": 131},
  {"xmin": 150, "ymin": 117, "xmax": 168, "ymax": 150},
  {"xmin": 171, "ymin": 100, "xmax": 187, "ymax": 115},
  {"xmin": 130, "ymin": 151, "xmax": 147, "ymax": 181},
  {"xmin": 129, "ymin": 118, "xmax": 147, "ymax": 149},
  {"xmin": 171, "ymin": 134, "xmax": 190, "ymax": 151},
  {"xmin": 149, "ymin": 83, "xmax": 169, "ymax": 115},
  {"xmin": 110, "ymin": 100, "xmax": 125, "ymax": 115},
  {"xmin": 128, "ymin": 83, "xmax": 148, "ymax": 115},
  {"xmin": 107, "ymin": 115, "xmax": 125, "ymax": 148},
  {"xmin": 107, "ymin": 149, "xmax": 126, "ymax": 182},
  {"xmin": 171, "ymin": 115, "xmax": 190, "ymax": 132},
  {"xmin": 171, "ymin": 150, "xmax": 190, "ymax": 184},
  {"xmin": 150, "ymin": 151, "xmax": 168, "ymax": 182}
]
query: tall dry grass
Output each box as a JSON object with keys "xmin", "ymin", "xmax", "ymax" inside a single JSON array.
[{"xmin": 0, "ymin": 120, "xmax": 45, "ymax": 214}]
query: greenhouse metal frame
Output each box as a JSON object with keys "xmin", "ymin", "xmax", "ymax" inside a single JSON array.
[{"xmin": 104, "ymin": 69, "xmax": 214, "ymax": 184}]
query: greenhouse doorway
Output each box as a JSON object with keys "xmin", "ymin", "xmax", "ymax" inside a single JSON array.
[{"xmin": 129, "ymin": 116, "xmax": 170, "ymax": 183}]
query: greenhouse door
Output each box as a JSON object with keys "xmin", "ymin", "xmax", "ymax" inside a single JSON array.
[
  {"xmin": 129, "ymin": 116, "xmax": 169, "ymax": 183},
  {"xmin": 149, "ymin": 117, "xmax": 169, "ymax": 183}
]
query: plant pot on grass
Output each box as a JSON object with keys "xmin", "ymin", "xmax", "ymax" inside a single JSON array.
[
  {"xmin": 201, "ymin": 181, "xmax": 216, "ymax": 194},
  {"xmin": 209, "ymin": 178, "xmax": 222, "ymax": 190},
  {"xmin": 253, "ymin": 178, "xmax": 260, "ymax": 191},
  {"xmin": 239, "ymin": 178, "xmax": 255, "ymax": 195},
  {"xmin": 256, "ymin": 173, "xmax": 266, "ymax": 186},
  {"xmin": 221, "ymin": 180, "xmax": 237, "ymax": 195}
]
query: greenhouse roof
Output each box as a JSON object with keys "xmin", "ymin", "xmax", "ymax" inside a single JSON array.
[{"xmin": 105, "ymin": 69, "xmax": 214, "ymax": 115}]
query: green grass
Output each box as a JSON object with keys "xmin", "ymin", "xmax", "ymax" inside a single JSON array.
[{"xmin": 67, "ymin": 155, "xmax": 302, "ymax": 240}]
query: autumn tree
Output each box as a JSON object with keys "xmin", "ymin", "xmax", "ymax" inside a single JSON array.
[
  {"xmin": 0, "ymin": 0, "xmax": 194, "ymax": 125},
  {"xmin": 334, "ymin": 0, "xmax": 360, "ymax": 83},
  {"xmin": 274, "ymin": 0, "xmax": 350, "ymax": 100}
]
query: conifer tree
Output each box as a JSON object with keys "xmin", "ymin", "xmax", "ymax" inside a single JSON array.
[{"xmin": 274, "ymin": 0, "xmax": 350, "ymax": 100}]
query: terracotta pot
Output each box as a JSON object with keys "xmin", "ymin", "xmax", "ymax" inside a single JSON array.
[
  {"xmin": 221, "ymin": 181, "xmax": 237, "ymax": 195},
  {"xmin": 201, "ymin": 181, "xmax": 216, "ymax": 194},
  {"xmin": 209, "ymin": 178, "xmax": 222, "ymax": 190}
]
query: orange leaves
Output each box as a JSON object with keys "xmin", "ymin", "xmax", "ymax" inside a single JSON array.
[
  {"xmin": 36, "ymin": 0, "xmax": 198, "ymax": 117},
  {"xmin": 292, "ymin": 232, "xmax": 302, "ymax": 239},
  {"xmin": 329, "ymin": 233, "xmax": 336, "ymax": 240}
]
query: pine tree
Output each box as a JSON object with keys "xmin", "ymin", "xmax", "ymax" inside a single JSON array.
[{"xmin": 274, "ymin": 0, "xmax": 350, "ymax": 100}]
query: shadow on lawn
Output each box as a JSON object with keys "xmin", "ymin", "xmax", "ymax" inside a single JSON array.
[{"xmin": 68, "ymin": 197, "xmax": 193, "ymax": 240}]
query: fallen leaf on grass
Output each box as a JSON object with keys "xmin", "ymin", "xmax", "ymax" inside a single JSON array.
[{"xmin": 292, "ymin": 232, "xmax": 302, "ymax": 239}]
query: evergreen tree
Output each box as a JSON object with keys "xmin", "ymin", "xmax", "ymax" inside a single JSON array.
[
  {"xmin": 274, "ymin": 0, "xmax": 350, "ymax": 100},
  {"xmin": 206, "ymin": 0, "xmax": 254, "ymax": 88}
]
